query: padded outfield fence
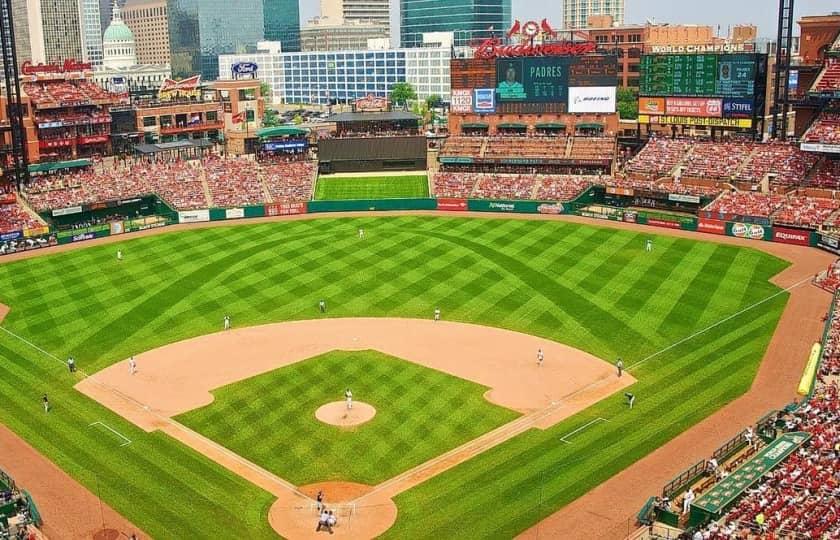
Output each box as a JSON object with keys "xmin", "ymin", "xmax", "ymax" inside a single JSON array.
[{"xmin": 2, "ymin": 183, "xmax": 831, "ymax": 256}]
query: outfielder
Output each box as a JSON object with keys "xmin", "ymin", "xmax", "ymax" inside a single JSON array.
[
  {"xmin": 434, "ymin": 307, "xmax": 440, "ymax": 321},
  {"xmin": 645, "ymin": 239, "xmax": 653, "ymax": 252},
  {"xmin": 345, "ymin": 388, "xmax": 353, "ymax": 410},
  {"xmin": 358, "ymin": 228, "xmax": 365, "ymax": 239},
  {"xmin": 116, "ymin": 249, "xmax": 123, "ymax": 261},
  {"xmin": 319, "ymin": 299, "xmax": 327, "ymax": 313},
  {"xmin": 625, "ymin": 392, "xmax": 635, "ymax": 409},
  {"xmin": 42, "ymin": 393, "xmax": 49, "ymax": 413},
  {"xmin": 223, "ymin": 314, "xmax": 231, "ymax": 330}
]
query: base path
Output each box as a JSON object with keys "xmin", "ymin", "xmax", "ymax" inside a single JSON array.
[
  {"xmin": 0, "ymin": 424, "xmax": 147, "ymax": 540},
  {"xmin": 76, "ymin": 317, "xmax": 634, "ymax": 539}
]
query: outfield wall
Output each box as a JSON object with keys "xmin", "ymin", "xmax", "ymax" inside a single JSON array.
[{"xmin": 3, "ymin": 194, "xmax": 827, "ymax": 256}]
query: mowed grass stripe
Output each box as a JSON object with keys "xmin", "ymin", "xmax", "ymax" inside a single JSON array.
[
  {"xmin": 314, "ymin": 175, "xmax": 429, "ymax": 200},
  {"xmin": 0, "ymin": 216, "xmax": 789, "ymax": 538}
]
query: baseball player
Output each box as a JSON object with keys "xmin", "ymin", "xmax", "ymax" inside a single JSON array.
[
  {"xmin": 616, "ymin": 357, "xmax": 624, "ymax": 377},
  {"xmin": 744, "ymin": 426, "xmax": 755, "ymax": 448},
  {"xmin": 67, "ymin": 356, "xmax": 76, "ymax": 373},
  {"xmin": 128, "ymin": 356, "xmax": 137, "ymax": 375},
  {"xmin": 645, "ymin": 239, "xmax": 653, "ymax": 252},
  {"xmin": 116, "ymin": 249, "xmax": 123, "ymax": 261},
  {"xmin": 537, "ymin": 348, "xmax": 544, "ymax": 367},
  {"xmin": 358, "ymin": 228, "xmax": 365, "ymax": 239},
  {"xmin": 625, "ymin": 392, "xmax": 635, "ymax": 409},
  {"xmin": 42, "ymin": 393, "xmax": 49, "ymax": 413},
  {"xmin": 223, "ymin": 314, "xmax": 231, "ymax": 330},
  {"xmin": 434, "ymin": 307, "xmax": 441, "ymax": 321},
  {"xmin": 345, "ymin": 388, "xmax": 353, "ymax": 410},
  {"xmin": 319, "ymin": 299, "xmax": 327, "ymax": 313}
]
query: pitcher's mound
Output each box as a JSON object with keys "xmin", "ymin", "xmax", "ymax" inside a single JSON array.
[{"xmin": 315, "ymin": 401, "xmax": 376, "ymax": 427}]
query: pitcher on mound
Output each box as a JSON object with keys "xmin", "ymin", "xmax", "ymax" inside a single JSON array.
[{"xmin": 345, "ymin": 388, "xmax": 353, "ymax": 410}]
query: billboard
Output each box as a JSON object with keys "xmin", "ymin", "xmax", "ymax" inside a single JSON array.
[
  {"xmin": 451, "ymin": 89, "xmax": 473, "ymax": 113},
  {"xmin": 640, "ymin": 53, "xmax": 760, "ymax": 98},
  {"xmin": 638, "ymin": 114, "xmax": 752, "ymax": 128},
  {"xmin": 723, "ymin": 98, "xmax": 754, "ymax": 118},
  {"xmin": 496, "ymin": 57, "xmax": 569, "ymax": 103},
  {"xmin": 665, "ymin": 98, "xmax": 722, "ymax": 117},
  {"xmin": 568, "ymin": 86, "xmax": 616, "ymax": 113},
  {"xmin": 474, "ymin": 89, "xmax": 496, "ymax": 112},
  {"xmin": 638, "ymin": 97, "xmax": 666, "ymax": 115}
]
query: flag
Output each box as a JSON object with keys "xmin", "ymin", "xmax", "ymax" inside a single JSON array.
[{"xmin": 232, "ymin": 112, "xmax": 245, "ymax": 124}]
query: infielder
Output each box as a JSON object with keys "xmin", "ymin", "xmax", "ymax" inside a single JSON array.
[
  {"xmin": 625, "ymin": 392, "xmax": 635, "ymax": 409},
  {"xmin": 128, "ymin": 356, "xmax": 137, "ymax": 375},
  {"xmin": 537, "ymin": 348, "xmax": 544, "ymax": 367},
  {"xmin": 319, "ymin": 299, "xmax": 327, "ymax": 313},
  {"xmin": 67, "ymin": 356, "xmax": 76, "ymax": 373},
  {"xmin": 434, "ymin": 307, "xmax": 441, "ymax": 321},
  {"xmin": 345, "ymin": 388, "xmax": 353, "ymax": 410},
  {"xmin": 42, "ymin": 393, "xmax": 49, "ymax": 413},
  {"xmin": 616, "ymin": 358, "xmax": 624, "ymax": 377},
  {"xmin": 223, "ymin": 314, "xmax": 231, "ymax": 330}
]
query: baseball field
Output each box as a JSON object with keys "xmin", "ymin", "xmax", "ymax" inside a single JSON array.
[
  {"xmin": 314, "ymin": 174, "xmax": 430, "ymax": 200},
  {"xmin": 0, "ymin": 214, "xmax": 793, "ymax": 538}
]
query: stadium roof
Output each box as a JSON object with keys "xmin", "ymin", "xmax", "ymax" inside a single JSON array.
[
  {"xmin": 134, "ymin": 140, "xmax": 214, "ymax": 154},
  {"xmin": 326, "ymin": 111, "xmax": 421, "ymax": 123},
  {"xmin": 257, "ymin": 126, "xmax": 309, "ymax": 138},
  {"xmin": 28, "ymin": 159, "xmax": 91, "ymax": 174}
]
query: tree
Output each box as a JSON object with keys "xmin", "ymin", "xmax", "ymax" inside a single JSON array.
[
  {"xmin": 617, "ymin": 87, "xmax": 638, "ymax": 120},
  {"xmin": 263, "ymin": 108, "xmax": 281, "ymax": 127},
  {"xmin": 293, "ymin": 114, "xmax": 304, "ymax": 125},
  {"xmin": 390, "ymin": 82, "xmax": 417, "ymax": 106},
  {"xmin": 260, "ymin": 82, "xmax": 272, "ymax": 101},
  {"xmin": 425, "ymin": 94, "xmax": 442, "ymax": 110}
]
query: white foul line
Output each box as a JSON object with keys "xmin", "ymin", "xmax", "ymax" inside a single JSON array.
[
  {"xmin": 626, "ymin": 274, "xmax": 814, "ymax": 372},
  {"xmin": 90, "ymin": 421, "xmax": 132, "ymax": 447},
  {"xmin": 559, "ymin": 417, "xmax": 610, "ymax": 444}
]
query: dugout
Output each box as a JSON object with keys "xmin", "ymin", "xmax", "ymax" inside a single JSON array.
[{"xmin": 319, "ymin": 135, "xmax": 426, "ymax": 173}]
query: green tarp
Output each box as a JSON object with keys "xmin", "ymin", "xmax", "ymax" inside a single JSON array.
[
  {"xmin": 257, "ymin": 126, "xmax": 309, "ymax": 138},
  {"xmin": 461, "ymin": 123, "xmax": 489, "ymax": 129},
  {"xmin": 692, "ymin": 431, "xmax": 810, "ymax": 515},
  {"xmin": 28, "ymin": 159, "xmax": 91, "ymax": 174}
]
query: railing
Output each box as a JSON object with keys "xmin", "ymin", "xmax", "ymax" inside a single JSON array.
[
  {"xmin": 159, "ymin": 121, "xmax": 224, "ymax": 135},
  {"xmin": 661, "ymin": 460, "xmax": 705, "ymax": 499}
]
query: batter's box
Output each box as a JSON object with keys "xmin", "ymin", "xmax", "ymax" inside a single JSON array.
[{"xmin": 89, "ymin": 421, "xmax": 132, "ymax": 447}]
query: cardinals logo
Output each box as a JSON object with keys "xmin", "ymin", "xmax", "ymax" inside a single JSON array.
[{"xmin": 506, "ymin": 19, "xmax": 559, "ymax": 41}]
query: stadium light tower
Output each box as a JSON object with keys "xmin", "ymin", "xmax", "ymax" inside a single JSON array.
[
  {"xmin": 0, "ymin": 0, "xmax": 29, "ymax": 187},
  {"xmin": 771, "ymin": 0, "xmax": 795, "ymax": 141}
]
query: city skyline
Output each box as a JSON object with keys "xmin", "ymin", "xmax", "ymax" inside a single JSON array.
[{"xmin": 300, "ymin": 0, "xmax": 839, "ymax": 38}]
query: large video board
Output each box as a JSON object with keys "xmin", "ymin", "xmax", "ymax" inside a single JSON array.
[
  {"xmin": 450, "ymin": 55, "xmax": 617, "ymax": 114},
  {"xmin": 639, "ymin": 53, "xmax": 761, "ymax": 99}
]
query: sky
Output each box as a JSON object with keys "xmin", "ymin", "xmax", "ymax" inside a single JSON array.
[{"xmin": 299, "ymin": 0, "xmax": 840, "ymax": 38}]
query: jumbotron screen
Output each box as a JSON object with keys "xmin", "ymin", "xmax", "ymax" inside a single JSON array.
[
  {"xmin": 450, "ymin": 55, "xmax": 618, "ymax": 114},
  {"xmin": 639, "ymin": 53, "xmax": 763, "ymax": 99}
]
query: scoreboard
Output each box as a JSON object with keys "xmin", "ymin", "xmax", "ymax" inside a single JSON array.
[{"xmin": 639, "ymin": 53, "xmax": 760, "ymax": 99}]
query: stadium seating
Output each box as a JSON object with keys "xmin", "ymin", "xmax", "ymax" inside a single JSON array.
[
  {"xmin": 772, "ymin": 196, "xmax": 840, "ymax": 228},
  {"xmin": 736, "ymin": 143, "xmax": 819, "ymax": 186},
  {"xmin": 147, "ymin": 161, "xmax": 209, "ymax": 211},
  {"xmin": 0, "ymin": 199, "xmax": 42, "ymax": 233},
  {"xmin": 568, "ymin": 137, "xmax": 615, "ymax": 162},
  {"xmin": 704, "ymin": 191, "xmax": 787, "ymax": 218},
  {"xmin": 432, "ymin": 172, "xmax": 479, "ymax": 198},
  {"xmin": 803, "ymin": 113, "xmax": 840, "ymax": 146},
  {"xmin": 813, "ymin": 59, "xmax": 840, "ymax": 93},
  {"xmin": 262, "ymin": 161, "xmax": 317, "ymax": 202},
  {"xmin": 22, "ymin": 80, "xmax": 126, "ymax": 107},
  {"xmin": 472, "ymin": 174, "xmax": 535, "ymax": 200},
  {"xmin": 203, "ymin": 156, "xmax": 264, "ymax": 208},
  {"xmin": 810, "ymin": 159, "xmax": 840, "ymax": 190},
  {"xmin": 535, "ymin": 176, "xmax": 594, "ymax": 201},
  {"xmin": 682, "ymin": 142, "xmax": 754, "ymax": 180},
  {"xmin": 439, "ymin": 137, "xmax": 484, "ymax": 158},
  {"xmin": 625, "ymin": 138, "xmax": 693, "ymax": 178}
]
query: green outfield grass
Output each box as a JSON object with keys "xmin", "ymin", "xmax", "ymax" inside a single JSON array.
[
  {"xmin": 314, "ymin": 174, "xmax": 429, "ymax": 200},
  {"xmin": 0, "ymin": 215, "xmax": 788, "ymax": 539},
  {"xmin": 176, "ymin": 350, "xmax": 518, "ymax": 485}
]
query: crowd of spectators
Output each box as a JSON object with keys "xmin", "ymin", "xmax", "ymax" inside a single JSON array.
[
  {"xmin": 803, "ymin": 113, "xmax": 840, "ymax": 146},
  {"xmin": 0, "ymin": 185, "xmax": 43, "ymax": 233},
  {"xmin": 625, "ymin": 138, "xmax": 693, "ymax": 178},
  {"xmin": 809, "ymin": 159, "xmax": 840, "ymax": 190},
  {"xmin": 439, "ymin": 137, "xmax": 484, "ymax": 158},
  {"xmin": 433, "ymin": 172, "xmax": 594, "ymax": 201},
  {"xmin": 703, "ymin": 191, "xmax": 788, "ymax": 218},
  {"xmin": 21, "ymin": 155, "xmax": 318, "ymax": 212},
  {"xmin": 772, "ymin": 195, "xmax": 840, "ymax": 228},
  {"xmin": 814, "ymin": 59, "xmax": 840, "ymax": 93},
  {"xmin": 569, "ymin": 137, "xmax": 616, "ymax": 162},
  {"xmin": 0, "ymin": 470, "xmax": 38, "ymax": 539},
  {"xmin": 682, "ymin": 142, "xmax": 755, "ymax": 180},
  {"xmin": 22, "ymin": 81, "xmax": 126, "ymax": 108},
  {"xmin": 438, "ymin": 135, "xmax": 611, "ymax": 162},
  {"xmin": 736, "ymin": 144, "xmax": 820, "ymax": 186}
]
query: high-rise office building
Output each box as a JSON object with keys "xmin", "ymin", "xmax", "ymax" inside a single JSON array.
[
  {"xmin": 100, "ymin": 0, "xmax": 126, "ymax": 35},
  {"xmin": 11, "ymin": 0, "xmax": 85, "ymax": 64},
  {"xmin": 321, "ymin": 0, "xmax": 389, "ymax": 26},
  {"xmin": 80, "ymin": 0, "xmax": 104, "ymax": 66},
  {"xmin": 123, "ymin": 0, "xmax": 171, "ymax": 65},
  {"xmin": 400, "ymin": 0, "xmax": 511, "ymax": 48},
  {"xmin": 563, "ymin": 0, "xmax": 624, "ymax": 30},
  {"xmin": 168, "ymin": 0, "xmax": 265, "ymax": 79},
  {"xmin": 264, "ymin": 0, "xmax": 301, "ymax": 52}
]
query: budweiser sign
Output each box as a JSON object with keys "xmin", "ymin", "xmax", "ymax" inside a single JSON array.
[
  {"xmin": 474, "ymin": 38, "xmax": 597, "ymax": 59},
  {"xmin": 21, "ymin": 59, "xmax": 92, "ymax": 75},
  {"xmin": 159, "ymin": 75, "xmax": 202, "ymax": 94}
]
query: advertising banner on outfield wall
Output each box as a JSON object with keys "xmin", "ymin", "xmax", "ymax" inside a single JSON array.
[
  {"xmin": 436, "ymin": 198, "xmax": 468, "ymax": 211},
  {"xmin": 668, "ymin": 193, "xmax": 701, "ymax": 204},
  {"xmin": 109, "ymin": 221, "xmax": 124, "ymax": 235},
  {"xmin": 647, "ymin": 218, "xmax": 681, "ymax": 229},
  {"xmin": 772, "ymin": 226, "xmax": 813, "ymax": 246},
  {"xmin": 607, "ymin": 186, "xmax": 634, "ymax": 196},
  {"xmin": 178, "ymin": 209, "xmax": 210, "ymax": 223},
  {"xmin": 225, "ymin": 208, "xmax": 245, "ymax": 220},
  {"xmin": 697, "ymin": 218, "xmax": 727, "ymax": 235},
  {"xmin": 450, "ymin": 89, "xmax": 473, "ymax": 113},
  {"xmin": 729, "ymin": 222, "xmax": 767, "ymax": 240},
  {"xmin": 265, "ymin": 202, "xmax": 307, "ymax": 216},
  {"xmin": 817, "ymin": 234, "xmax": 840, "ymax": 255}
]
